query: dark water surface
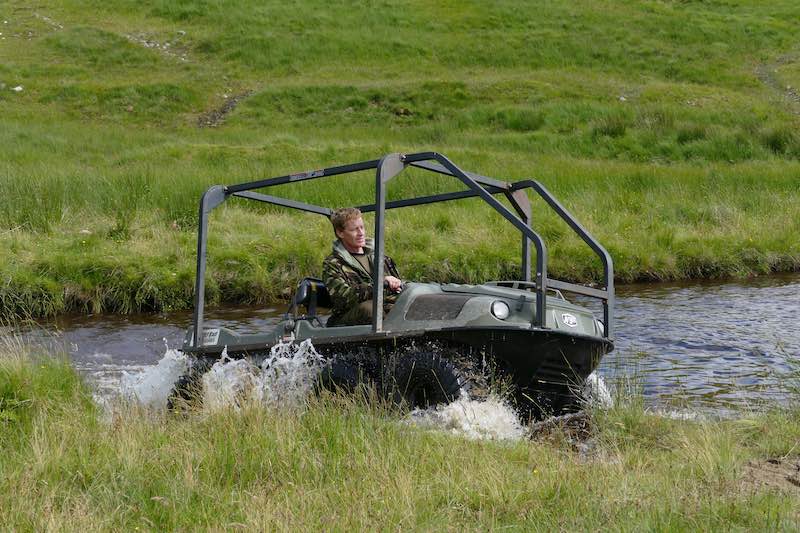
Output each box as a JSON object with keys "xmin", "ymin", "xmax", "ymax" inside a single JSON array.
[
  {"xmin": 21, "ymin": 274, "xmax": 800, "ymax": 414},
  {"xmin": 596, "ymin": 274, "xmax": 799, "ymax": 415}
]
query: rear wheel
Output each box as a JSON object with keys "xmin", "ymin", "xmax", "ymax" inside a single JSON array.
[{"xmin": 167, "ymin": 357, "xmax": 212, "ymax": 410}]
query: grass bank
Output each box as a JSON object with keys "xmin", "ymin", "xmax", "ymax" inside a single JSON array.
[
  {"xmin": 2, "ymin": 348, "xmax": 799, "ymax": 529},
  {"xmin": 1, "ymin": 0, "xmax": 800, "ymax": 317}
]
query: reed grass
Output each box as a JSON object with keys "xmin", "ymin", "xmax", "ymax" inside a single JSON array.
[
  {"xmin": 1, "ymin": 347, "xmax": 799, "ymax": 530},
  {"xmin": 2, "ymin": 0, "xmax": 800, "ymax": 317}
]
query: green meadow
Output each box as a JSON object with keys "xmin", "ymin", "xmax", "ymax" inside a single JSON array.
[
  {"xmin": 3, "ymin": 4, "xmax": 799, "ymax": 527},
  {"xmin": 2, "ymin": 0, "xmax": 800, "ymax": 317},
  {"xmin": 2, "ymin": 347, "xmax": 799, "ymax": 529}
]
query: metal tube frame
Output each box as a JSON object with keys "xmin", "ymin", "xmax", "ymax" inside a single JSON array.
[{"xmin": 190, "ymin": 152, "xmax": 614, "ymax": 347}]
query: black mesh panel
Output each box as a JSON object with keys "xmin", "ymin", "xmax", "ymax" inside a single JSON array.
[{"xmin": 405, "ymin": 294, "xmax": 473, "ymax": 320}]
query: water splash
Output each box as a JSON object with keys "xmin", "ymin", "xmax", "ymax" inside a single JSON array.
[
  {"xmin": 255, "ymin": 338, "xmax": 325, "ymax": 406},
  {"xmin": 582, "ymin": 372, "xmax": 613, "ymax": 408},
  {"xmin": 407, "ymin": 394, "xmax": 527, "ymax": 441},
  {"xmin": 405, "ymin": 372, "xmax": 612, "ymax": 441},
  {"xmin": 202, "ymin": 337, "xmax": 325, "ymax": 411},
  {"xmin": 114, "ymin": 337, "xmax": 599, "ymax": 444},
  {"xmin": 119, "ymin": 348, "xmax": 188, "ymax": 409},
  {"xmin": 201, "ymin": 347, "xmax": 256, "ymax": 411}
]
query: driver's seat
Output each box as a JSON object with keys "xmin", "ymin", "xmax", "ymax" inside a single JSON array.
[{"xmin": 288, "ymin": 277, "xmax": 332, "ymax": 322}]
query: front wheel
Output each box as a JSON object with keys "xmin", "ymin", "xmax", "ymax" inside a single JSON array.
[{"xmin": 387, "ymin": 350, "xmax": 464, "ymax": 409}]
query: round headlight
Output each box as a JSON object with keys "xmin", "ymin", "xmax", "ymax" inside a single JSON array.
[{"xmin": 490, "ymin": 300, "xmax": 510, "ymax": 320}]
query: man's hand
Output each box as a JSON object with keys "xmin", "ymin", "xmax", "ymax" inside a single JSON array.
[{"xmin": 384, "ymin": 275, "xmax": 403, "ymax": 293}]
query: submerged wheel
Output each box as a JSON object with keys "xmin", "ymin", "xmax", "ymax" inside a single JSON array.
[
  {"xmin": 315, "ymin": 350, "xmax": 379, "ymax": 398},
  {"xmin": 167, "ymin": 357, "xmax": 212, "ymax": 410},
  {"xmin": 316, "ymin": 358, "xmax": 361, "ymax": 394},
  {"xmin": 513, "ymin": 381, "xmax": 590, "ymax": 422},
  {"xmin": 387, "ymin": 350, "xmax": 464, "ymax": 409},
  {"xmin": 443, "ymin": 348, "xmax": 492, "ymax": 402}
]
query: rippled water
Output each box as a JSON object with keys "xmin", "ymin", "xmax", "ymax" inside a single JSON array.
[
  {"xmin": 18, "ymin": 274, "xmax": 800, "ymax": 416},
  {"xmin": 596, "ymin": 274, "xmax": 800, "ymax": 415}
]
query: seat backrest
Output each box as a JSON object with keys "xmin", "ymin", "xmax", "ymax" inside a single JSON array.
[{"xmin": 293, "ymin": 277, "xmax": 332, "ymax": 316}]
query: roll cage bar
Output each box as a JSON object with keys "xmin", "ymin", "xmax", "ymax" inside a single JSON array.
[{"xmin": 190, "ymin": 151, "xmax": 614, "ymax": 347}]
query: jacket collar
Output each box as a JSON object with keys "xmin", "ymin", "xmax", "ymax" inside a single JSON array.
[{"xmin": 332, "ymin": 238, "xmax": 374, "ymax": 276}]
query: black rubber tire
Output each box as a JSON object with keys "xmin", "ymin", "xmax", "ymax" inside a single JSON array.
[
  {"xmin": 167, "ymin": 358, "xmax": 212, "ymax": 411},
  {"xmin": 443, "ymin": 347, "xmax": 492, "ymax": 402},
  {"xmin": 316, "ymin": 358, "xmax": 362, "ymax": 395},
  {"xmin": 388, "ymin": 351, "xmax": 463, "ymax": 409},
  {"xmin": 513, "ymin": 387, "xmax": 583, "ymax": 422}
]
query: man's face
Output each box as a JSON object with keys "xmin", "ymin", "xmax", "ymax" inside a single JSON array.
[{"xmin": 336, "ymin": 216, "xmax": 366, "ymax": 253}]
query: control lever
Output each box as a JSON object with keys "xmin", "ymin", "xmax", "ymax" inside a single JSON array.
[{"xmin": 383, "ymin": 279, "xmax": 404, "ymax": 293}]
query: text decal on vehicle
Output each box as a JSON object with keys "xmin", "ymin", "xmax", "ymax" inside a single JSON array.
[
  {"xmin": 203, "ymin": 328, "xmax": 220, "ymax": 345},
  {"xmin": 561, "ymin": 313, "xmax": 578, "ymax": 327},
  {"xmin": 289, "ymin": 169, "xmax": 325, "ymax": 181}
]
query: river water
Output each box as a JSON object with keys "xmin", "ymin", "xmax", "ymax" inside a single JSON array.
[
  {"xmin": 17, "ymin": 274, "xmax": 800, "ymax": 417},
  {"xmin": 593, "ymin": 274, "xmax": 799, "ymax": 415}
]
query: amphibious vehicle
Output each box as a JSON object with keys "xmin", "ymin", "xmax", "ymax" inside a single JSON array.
[{"xmin": 178, "ymin": 152, "xmax": 614, "ymax": 417}]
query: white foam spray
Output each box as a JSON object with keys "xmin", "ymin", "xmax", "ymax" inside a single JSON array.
[
  {"xmin": 202, "ymin": 337, "xmax": 325, "ymax": 411},
  {"xmin": 582, "ymin": 372, "xmax": 613, "ymax": 409},
  {"xmin": 405, "ymin": 372, "xmax": 613, "ymax": 441},
  {"xmin": 254, "ymin": 338, "xmax": 325, "ymax": 406},
  {"xmin": 119, "ymin": 348, "xmax": 188, "ymax": 409},
  {"xmin": 201, "ymin": 347, "xmax": 257, "ymax": 411},
  {"xmin": 406, "ymin": 393, "xmax": 528, "ymax": 441}
]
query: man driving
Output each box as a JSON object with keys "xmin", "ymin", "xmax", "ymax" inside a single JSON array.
[{"xmin": 323, "ymin": 207, "xmax": 402, "ymax": 326}]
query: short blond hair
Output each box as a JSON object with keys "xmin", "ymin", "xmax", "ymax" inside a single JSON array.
[{"xmin": 330, "ymin": 207, "xmax": 362, "ymax": 234}]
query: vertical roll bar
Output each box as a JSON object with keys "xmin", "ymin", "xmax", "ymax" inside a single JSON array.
[
  {"xmin": 191, "ymin": 185, "xmax": 227, "ymax": 347},
  {"xmin": 508, "ymin": 189, "xmax": 532, "ymax": 283},
  {"xmin": 512, "ymin": 180, "xmax": 614, "ymax": 338},
  {"xmin": 372, "ymin": 153, "xmax": 406, "ymax": 333}
]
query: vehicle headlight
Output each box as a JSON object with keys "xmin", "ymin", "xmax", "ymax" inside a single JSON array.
[{"xmin": 490, "ymin": 300, "xmax": 510, "ymax": 320}]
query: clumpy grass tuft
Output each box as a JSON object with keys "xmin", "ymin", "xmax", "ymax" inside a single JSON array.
[
  {"xmin": 760, "ymin": 125, "xmax": 800, "ymax": 156},
  {"xmin": 0, "ymin": 339, "xmax": 96, "ymax": 446}
]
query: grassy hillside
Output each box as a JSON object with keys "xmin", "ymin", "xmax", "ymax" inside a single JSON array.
[{"xmin": 2, "ymin": 0, "xmax": 800, "ymax": 317}]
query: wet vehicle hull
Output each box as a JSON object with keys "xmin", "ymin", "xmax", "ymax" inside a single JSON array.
[{"xmin": 182, "ymin": 326, "xmax": 613, "ymax": 418}]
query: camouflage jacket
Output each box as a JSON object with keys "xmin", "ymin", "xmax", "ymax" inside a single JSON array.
[{"xmin": 322, "ymin": 238, "xmax": 400, "ymax": 325}]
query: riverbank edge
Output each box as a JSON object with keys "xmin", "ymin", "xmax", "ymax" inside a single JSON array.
[
  {"xmin": 3, "ymin": 243, "xmax": 799, "ymax": 320},
  {"xmin": 1, "ymin": 352, "xmax": 798, "ymax": 529}
]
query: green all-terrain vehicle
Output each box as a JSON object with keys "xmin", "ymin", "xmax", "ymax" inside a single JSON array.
[{"xmin": 178, "ymin": 152, "xmax": 614, "ymax": 418}]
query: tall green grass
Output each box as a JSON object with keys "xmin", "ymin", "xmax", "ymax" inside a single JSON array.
[
  {"xmin": 1, "ymin": 0, "xmax": 800, "ymax": 317},
  {"xmin": 1, "ymin": 348, "xmax": 799, "ymax": 529}
]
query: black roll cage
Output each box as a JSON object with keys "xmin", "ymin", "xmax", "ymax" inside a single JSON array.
[{"xmin": 190, "ymin": 151, "xmax": 614, "ymax": 347}]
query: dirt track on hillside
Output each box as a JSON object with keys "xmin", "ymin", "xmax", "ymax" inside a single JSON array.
[{"xmin": 755, "ymin": 53, "xmax": 800, "ymax": 114}]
